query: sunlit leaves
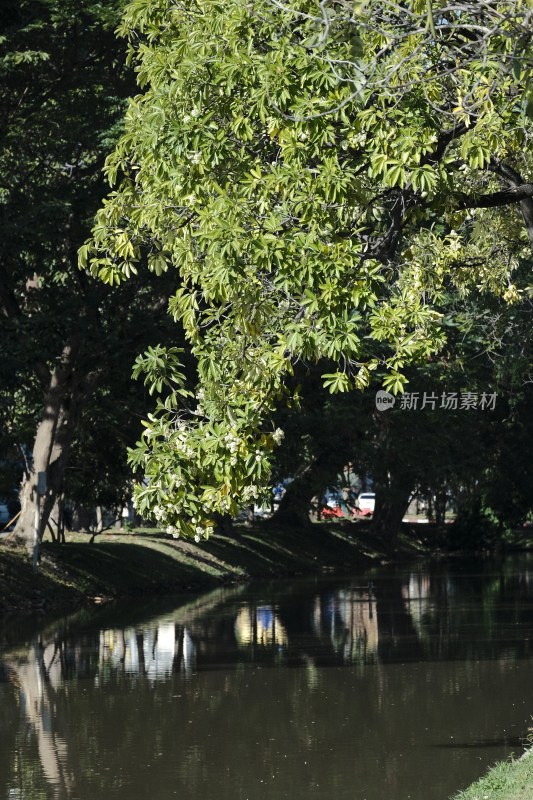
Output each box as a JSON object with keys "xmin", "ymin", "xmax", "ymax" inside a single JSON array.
[{"xmin": 83, "ymin": 0, "xmax": 533, "ymax": 535}]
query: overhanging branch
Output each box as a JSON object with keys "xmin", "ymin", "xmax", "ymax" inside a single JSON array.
[{"xmin": 455, "ymin": 183, "xmax": 533, "ymax": 210}]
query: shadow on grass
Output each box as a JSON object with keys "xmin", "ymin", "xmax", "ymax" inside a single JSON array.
[
  {"xmin": 47, "ymin": 541, "xmax": 221, "ymax": 595},
  {"xmin": 0, "ymin": 519, "xmax": 400, "ymax": 615}
]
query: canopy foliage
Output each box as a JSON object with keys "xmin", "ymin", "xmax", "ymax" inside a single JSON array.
[{"xmin": 85, "ymin": 0, "xmax": 533, "ymax": 536}]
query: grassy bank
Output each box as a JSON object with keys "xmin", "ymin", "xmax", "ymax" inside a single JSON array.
[
  {"xmin": 453, "ymin": 752, "xmax": 533, "ymax": 800},
  {"xmin": 2, "ymin": 517, "xmax": 532, "ymax": 615},
  {"xmin": 1, "ymin": 519, "xmax": 401, "ymax": 614}
]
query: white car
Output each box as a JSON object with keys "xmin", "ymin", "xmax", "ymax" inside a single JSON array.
[{"xmin": 357, "ymin": 493, "xmax": 375, "ymax": 515}]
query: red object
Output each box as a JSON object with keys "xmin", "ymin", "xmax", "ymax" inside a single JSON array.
[
  {"xmin": 353, "ymin": 508, "xmax": 373, "ymax": 517},
  {"xmin": 321, "ymin": 506, "xmax": 344, "ymax": 518}
]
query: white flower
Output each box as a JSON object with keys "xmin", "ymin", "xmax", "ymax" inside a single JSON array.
[
  {"xmin": 242, "ymin": 485, "xmax": 259, "ymax": 502},
  {"xmin": 272, "ymin": 428, "xmax": 284, "ymax": 445},
  {"xmin": 189, "ymin": 151, "xmax": 201, "ymax": 165},
  {"xmin": 194, "ymin": 533, "xmax": 201, "ymax": 543},
  {"xmin": 224, "ymin": 432, "xmax": 240, "ymax": 453},
  {"xmin": 183, "ymin": 114, "xmax": 191, "ymax": 123},
  {"xmin": 190, "ymin": 108, "xmax": 199, "ymax": 118}
]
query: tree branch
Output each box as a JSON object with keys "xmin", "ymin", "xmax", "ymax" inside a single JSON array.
[
  {"xmin": 455, "ymin": 183, "xmax": 533, "ymax": 210},
  {"xmin": 454, "ymin": 161, "xmax": 533, "ymax": 252}
]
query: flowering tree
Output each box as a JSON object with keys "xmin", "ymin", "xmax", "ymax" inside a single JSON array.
[{"xmin": 85, "ymin": 0, "xmax": 533, "ymax": 537}]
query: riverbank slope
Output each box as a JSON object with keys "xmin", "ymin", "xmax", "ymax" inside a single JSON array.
[
  {"xmin": 453, "ymin": 751, "xmax": 533, "ymax": 800},
  {"xmin": 2, "ymin": 519, "xmax": 531, "ymax": 616},
  {"xmin": 0, "ymin": 520, "xmax": 396, "ymax": 613}
]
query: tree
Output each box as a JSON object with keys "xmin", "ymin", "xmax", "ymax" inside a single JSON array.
[
  {"xmin": 86, "ymin": 0, "xmax": 533, "ymax": 537},
  {"xmin": 266, "ymin": 287, "xmax": 516, "ymax": 544},
  {"xmin": 266, "ymin": 368, "xmax": 371, "ymax": 526},
  {"xmin": 0, "ymin": 0, "xmax": 184, "ymax": 561}
]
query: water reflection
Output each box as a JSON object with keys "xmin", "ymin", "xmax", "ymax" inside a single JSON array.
[
  {"xmin": 98, "ymin": 624, "xmax": 196, "ymax": 679},
  {"xmin": 312, "ymin": 588, "xmax": 378, "ymax": 664},
  {"xmin": 3, "ymin": 558, "xmax": 533, "ymax": 800},
  {"xmin": 235, "ymin": 606, "xmax": 288, "ymax": 648},
  {"xmin": 6, "ymin": 643, "xmax": 74, "ymax": 798}
]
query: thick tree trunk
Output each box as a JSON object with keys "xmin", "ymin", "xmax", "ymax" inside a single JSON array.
[
  {"xmin": 214, "ymin": 512, "xmax": 236, "ymax": 536},
  {"xmin": 12, "ymin": 343, "xmax": 86, "ymax": 564},
  {"xmin": 369, "ymin": 409, "xmax": 416, "ymax": 552},
  {"xmin": 271, "ymin": 478, "xmax": 316, "ymax": 527},
  {"xmin": 371, "ymin": 471, "xmax": 414, "ymax": 551},
  {"xmin": 272, "ymin": 451, "xmax": 351, "ymax": 527}
]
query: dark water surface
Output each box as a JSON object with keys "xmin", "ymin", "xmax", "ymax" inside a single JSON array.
[{"xmin": 2, "ymin": 556, "xmax": 533, "ymax": 800}]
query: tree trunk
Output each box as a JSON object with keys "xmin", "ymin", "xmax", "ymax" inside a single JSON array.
[
  {"xmin": 368, "ymin": 409, "xmax": 416, "ymax": 552},
  {"xmin": 371, "ymin": 471, "xmax": 414, "ymax": 551},
  {"xmin": 435, "ymin": 489, "xmax": 447, "ymax": 527},
  {"xmin": 214, "ymin": 512, "xmax": 237, "ymax": 536},
  {"xmin": 12, "ymin": 342, "xmax": 86, "ymax": 564},
  {"xmin": 272, "ymin": 451, "xmax": 350, "ymax": 527},
  {"xmin": 95, "ymin": 506, "xmax": 104, "ymax": 533},
  {"xmin": 272, "ymin": 478, "xmax": 316, "ymax": 527}
]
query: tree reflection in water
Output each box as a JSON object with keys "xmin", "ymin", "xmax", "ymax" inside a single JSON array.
[
  {"xmin": 6, "ymin": 641, "xmax": 74, "ymax": 798},
  {"xmin": 3, "ymin": 560, "xmax": 533, "ymax": 800}
]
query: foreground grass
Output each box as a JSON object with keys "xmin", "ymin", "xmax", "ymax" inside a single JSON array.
[
  {"xmin": 453, "ymin": 752, "xmax": 533, "ymax": 800},
  {"xmin": 0, "ymin": 519, "xmax": 396, "ymax": 613}
]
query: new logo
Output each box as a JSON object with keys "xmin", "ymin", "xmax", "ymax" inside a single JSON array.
[{"xmin": 375, "ymin": 390, "xmax": 396, "ymax": 411}]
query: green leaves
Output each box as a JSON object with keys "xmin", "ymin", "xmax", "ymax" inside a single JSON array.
[
  {"xmin": 322, "ymin": 372, "xmax": 352, "ymax": 393},
  {"xmin": 410, "ymin": 165, "xmax": 437, "ymax": 195},
  {"xmin": 132, "ymin": 346, "xmax": 189, "ymax": 396},
  {"xmin": 83, "ymin": 0, "xmax": 533, "ymax": 536},
  {"xmin": 382, "ymin": 371, "xmax": 408, "ymax": 395}
]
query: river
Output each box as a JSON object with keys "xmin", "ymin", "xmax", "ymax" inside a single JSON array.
[{"xmin": 2, "ymin": 555, "xmax": 533, "ymax": 799}]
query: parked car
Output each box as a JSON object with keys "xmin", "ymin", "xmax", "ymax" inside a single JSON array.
[{"xmin": 357, "ymin": 493, "xmax": 375, "ymax": 516}]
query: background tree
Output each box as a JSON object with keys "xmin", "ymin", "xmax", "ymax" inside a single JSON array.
[
  {"xmin": 269, "ymin": 279, "xmax": 533, "ymax": 548},
  {"xmin": 0, "ymin": 0, "xmax": 186, "ymax": 561}
]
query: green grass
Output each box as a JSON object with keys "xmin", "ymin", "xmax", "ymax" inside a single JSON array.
[
  {"xmin": 4, "ymin": 515, "xmax": 525, "ymax": 616},
  {"xmin": 452, "ymin": 753, "xmax": 533, "ymax": 800},
  {"xmin": 0, "ymin": 519, "xmax": 388, "ymax": 614}
]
